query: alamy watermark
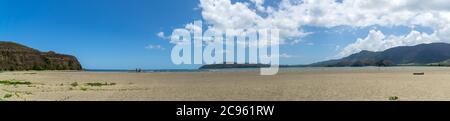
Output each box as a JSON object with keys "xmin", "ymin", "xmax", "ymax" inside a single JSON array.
[{"xmin": 170, "ymin": 21, "xmax": 279, "ymax": 75}]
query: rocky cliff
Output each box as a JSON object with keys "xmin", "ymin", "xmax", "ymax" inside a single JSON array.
[{"xmin": 0, "ymin": 41, "xmax": 82, "ymax": 71}]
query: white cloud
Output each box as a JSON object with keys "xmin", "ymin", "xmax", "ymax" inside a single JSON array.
[
  {"xmin": 183, "ymin": 0, "xmax": 450, "ymax": 57},
  {"xmin": 185, "ymin": 20, "xmax": 203, "ymax": 32},
  {"xmin": 156, "ymin": 32, "xmax": 169, "ymax": 39},
  {"xmin": 145, "ymin": 44, "xmax": 165, "ymax": 50},
  {"xmin": 337, "ymin": 29, "xmax": 440, "ymax": 58},
  {"xmin": 195, "ymin": 0, "xmax": 448, "ymax": 36},
  {"xmin": 279, "ymin": 53, "xmax": 294, "ymax": 58},
  {"xmin": 250, "ymin": 0, "xmax": 265, "ymax": 11},
  {"xmin": 250, "ymin": 0, "xmax": 264, "ymax": 5},
  {"xmin": 196, "ymin": 0, "xmax": 311, "ymax": 45},
  {"xmin": 269, "ymin": 0, "xmax": 450, "ymax": 57},
  {"xmin": 282, "ymin": 0, "xmax": 450, "ymax": 28}
]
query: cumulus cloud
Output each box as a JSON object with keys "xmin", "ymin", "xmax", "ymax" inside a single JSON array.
[
  {"xmin": 181, "ymin": 0, "xmax": 450, "ymax": 57},
  {"xmin": 337, "ymin": 30, "xmax": 440, "ymax": 57},
  {"xmin": 194, "ymin": 0, "xmax": 311, "ymax": 45},
  {"xmin": 250, "ymin": 0, "xmax": 264, "ymax": 5},
  {"xmin": 195, "ymin": 0, "xmax": 447, "ymax": 31},
  {"xmin": 250, "ymin": 0, "xmax": 265, "ymax": 11},
  {"xmin": 276, "ymin": 0, "xmax": 450, "ymax": 28}
]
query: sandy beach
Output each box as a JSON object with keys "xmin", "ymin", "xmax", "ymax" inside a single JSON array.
[{"xmin": 1, "ymin": 67, "xmax": 450, "ymax": 101}]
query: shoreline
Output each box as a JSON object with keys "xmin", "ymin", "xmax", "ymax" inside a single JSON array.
[
  {"xmin": 1, "ymin": 67, "xmax": 450, "ymax": 101},
  {"xmin": 2, "ymin": 65, "xmax": 448, "ymax": 73}
]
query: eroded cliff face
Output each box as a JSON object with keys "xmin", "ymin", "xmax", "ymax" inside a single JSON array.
[{"xmin": 0, "ymin": 41, "xmax": 82, "ymax": 71}]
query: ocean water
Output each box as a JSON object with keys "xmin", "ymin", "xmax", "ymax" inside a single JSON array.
[
  {"xmin": 84, "ymin": 68, "xmax": 260, "ymax": 73},
  {"xmin": 84, "ymin": 69, "xmax": 203, "ymax": 73},
  {"xmin": 85, "ymin": 66, "xmax": 450, "ymax": 73}
]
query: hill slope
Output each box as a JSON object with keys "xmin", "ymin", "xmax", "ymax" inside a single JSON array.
[
  {"xmin": 0, "ymin": 41, "xmax": 82, "ymax": 71},
  {"xmin": 311, "ymin": 43, "xmax": 450, "ymax": 67}
]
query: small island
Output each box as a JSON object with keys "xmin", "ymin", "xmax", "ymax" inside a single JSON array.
[{"xmin": 199, "ymin": 63, "xmax": 270, "ymax": 69}]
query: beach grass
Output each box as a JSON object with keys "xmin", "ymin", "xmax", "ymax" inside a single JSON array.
[
  {"xmin": 389, "ymin": 96, "xmax": 399, "ymax": 101},
  {"xmin": 85, "ymin": 82, "xmax": 116, "ymax": 87},
  {"xmin": 70, "ymin": 82, "xmax": 78, "ymax": 87},
  {"xmin": 80, "ymin": 87, "xmax": 88, "ymax": 91},
  {"xmin": 0, "ymin": 79, "xmax": 32, "ymax": 86},
  {"xmin": 3, "ymin": 93, "xmax": 12, "ymax": 99}
]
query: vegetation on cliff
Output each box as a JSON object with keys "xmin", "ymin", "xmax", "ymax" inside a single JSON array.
[{"xmin": 0, "ymin": 41, "xmax": 82, "ymax": 71}]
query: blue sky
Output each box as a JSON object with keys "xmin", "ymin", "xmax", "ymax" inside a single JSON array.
[
  {"xmin": 0, "ymin": 0, "xmax": 202, "ymax": 69},
  {"xmin": 0, "ymin": 0, "xmax": 446, "ymax": 69}
]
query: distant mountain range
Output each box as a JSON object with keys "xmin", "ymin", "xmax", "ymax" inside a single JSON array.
[
  {"xmin": 0, "ymin": 41, "xmax": 82, "ymax": 71},
  {"xmin": 311, "ymin": 43, "xmax": 450, "ymax": 67},
  {"xmin": 200, "ymin": 43, "xmax": 450, "ymax": 69}
]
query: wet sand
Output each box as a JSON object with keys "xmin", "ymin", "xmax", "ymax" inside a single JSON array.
[{"xmin": 1, "ymin": 67, "xmax": 450, "ymax": 101}]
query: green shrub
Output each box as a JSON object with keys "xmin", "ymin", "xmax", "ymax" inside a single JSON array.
[
  {"xmin": 85, "ymin": 82, "xmax": 116, "ymax": 87},
  {"xmin": 0, "ymin": 80, "xmax": 32, "ymax": 86},
  {"xmin": 80, "ymin": 87, "xmax": 88, "ymax": 91},
  {"xmin": 389, "ymin": 96, "xmax": 399, "ymax": 101},
  {"xmin": 70, "ymin": 82, "xmax": 78, "ymax": 87},
  {"xmin": 3, "ymin": 94, "xmax": 12, "ymax": 98}
]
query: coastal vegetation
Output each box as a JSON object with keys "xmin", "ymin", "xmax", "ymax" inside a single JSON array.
[
  {"xmin": 85, "ymin": 82, "xmax": 116, "ymax": 87},
  {"xmin": 0, "ymin": 79, "xmax": 32, "ymax": 86},
  {"xmin": 389, "ymin": 96, "xmax": 399, "ymax": 101},
  {"xmin": 70, "ymin": 82, "xmax": 79, "ymax": 87}
]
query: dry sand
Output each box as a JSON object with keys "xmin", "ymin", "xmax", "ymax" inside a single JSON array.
[{"xmin": 1, "ymin": 67, "xmax": 450, "ymax": 101}]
